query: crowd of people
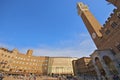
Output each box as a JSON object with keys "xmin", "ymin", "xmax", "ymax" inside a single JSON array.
[
  {"xmin": 0, "ymin": 73, "xmax": 80, "ymax": 80},
  {"xmin": 0, "ymin": 72, "xmax": 120, "ymax": 80},
  {"xmin": 0, "ymin": 73, "xmax": 58, "ymax": 80}
]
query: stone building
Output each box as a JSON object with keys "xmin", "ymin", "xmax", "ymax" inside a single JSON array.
[
  {"xmin": 77, "ymin": 0, "xmax": 120, "ymax": 80},
  {"xmin": 87, "ymin": 60, "xmax": 97, "ymax": 76},
  {"xmin": 72, "ymin": 57, "xmax": 97, "ymax": 80},
  {"xmin": 0, "ymin": 48, "xmax": 15, "ymax": 72},
  {"xmin": 47, "ymin": 57, "xmax": 77, "ymax": 76},
  {"xmin": 72, "ymin": 57, "xmax": 91, "ymax": 76},
  {"xmin": 0, "ymin": 48, "xmax": 49, "ymax": 75},
  {"xmin": 0, "ymin": 47, "xmax": 77, "ymax": 76},
  {"xmin": 12, "ymin": 50, "xmax": 49, "ymax": 75}
]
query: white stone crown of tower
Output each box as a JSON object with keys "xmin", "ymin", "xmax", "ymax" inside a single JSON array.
[{"xmin": 77, "ymin": 2, "xmax": 89, "ymax": 16}]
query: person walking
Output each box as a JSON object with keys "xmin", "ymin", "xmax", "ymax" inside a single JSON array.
[{"xmin": 0, "ymin": 73, "xmax": 4, "ymax": 80}]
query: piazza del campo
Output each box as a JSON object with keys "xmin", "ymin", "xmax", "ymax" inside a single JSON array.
[{"xmin": 0, "ymin": 0, "xmax": 120, "ymax": 80}]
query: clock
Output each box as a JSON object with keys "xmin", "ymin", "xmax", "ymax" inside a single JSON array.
[{"xmin": 92, "ymin": 33, "xmax": 96, "ymax": 39}]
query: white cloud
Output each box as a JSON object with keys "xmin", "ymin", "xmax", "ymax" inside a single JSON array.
[
  {"xmin": 32, "ymin": 38, "xmax": 96, "ymax": 57},
  {"xmin": 20, "ymin": 33, "xmax": 97, "ymax": 58},
  {"xmin": 0, "ymin": 33, "xmax": 97, "ymax": 58}
]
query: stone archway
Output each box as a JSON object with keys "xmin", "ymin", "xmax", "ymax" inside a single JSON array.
[
  {"xmin": 95, "ymin": 57, "xmax": 106, "ymax": 77},
  {"xmin": 103, "ymin": 56, "xmax": 118, "ymax": 75},
  {"xmin": 91, "ymin": 49, "xmax": 120, "ymax": 80}
]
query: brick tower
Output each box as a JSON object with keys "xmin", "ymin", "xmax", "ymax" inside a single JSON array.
[
  {"xmin": 77, "ymin": 2, "xmax": 120, "ymax": 55},
  {"xmin": 77, "ymin": 2, "xmax": 103, "ymax": 48},
  {"xmin": 77, "ymin": 2, "xmax": 120, "ymax": 80}
]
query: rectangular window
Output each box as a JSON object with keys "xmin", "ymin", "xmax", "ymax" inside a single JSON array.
[{"xmin": 111, "ymin": 22, "xmax": 118, "ymax": 28}]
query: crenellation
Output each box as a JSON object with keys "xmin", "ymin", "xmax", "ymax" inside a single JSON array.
[
  {"xmin": 113, "ymin": 8, "xmax": 117, "ymax": 13},
  {"xmin": 107, "ymin": 17, "xmax": 111, "ymax": 21},
  {"xmin": 106, "ymin": 0, "xmax": 120, "ymax": 8},
  {"xmin": 77, "ymin": 2, "xmax": 89, "ymax": 16},
  {"xmin": 100, "ymin": 8, "xmax": 120, "ymax": 40},
  {"xmin": 110, "ymin": 13, "xmax": 114, "ymax": 16},
  {"xmin": 0, "ymin": 48, "xmax": 13, "ymax": 53}
]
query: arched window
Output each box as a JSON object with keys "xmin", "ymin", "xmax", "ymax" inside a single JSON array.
[{"xmin": 103, "ymin": 56, "xmax": 118, "ymax": 75}]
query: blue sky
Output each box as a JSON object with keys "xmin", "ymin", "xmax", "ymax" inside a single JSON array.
[{"xmin": 0, "ymin": 0, "xmax": 115, "ymax": 57}]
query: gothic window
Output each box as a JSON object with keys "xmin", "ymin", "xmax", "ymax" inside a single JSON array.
[
  {"xmin": 110, "ymin": 21, "xmax": 118, "ymax": 28},
  {"xmin": 105, "ymin": 29, "xmax": 110, "ymax": 35},
  {"xmin": 117, "ymin": 12, "xmax": 120, "ymax": 19}
]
